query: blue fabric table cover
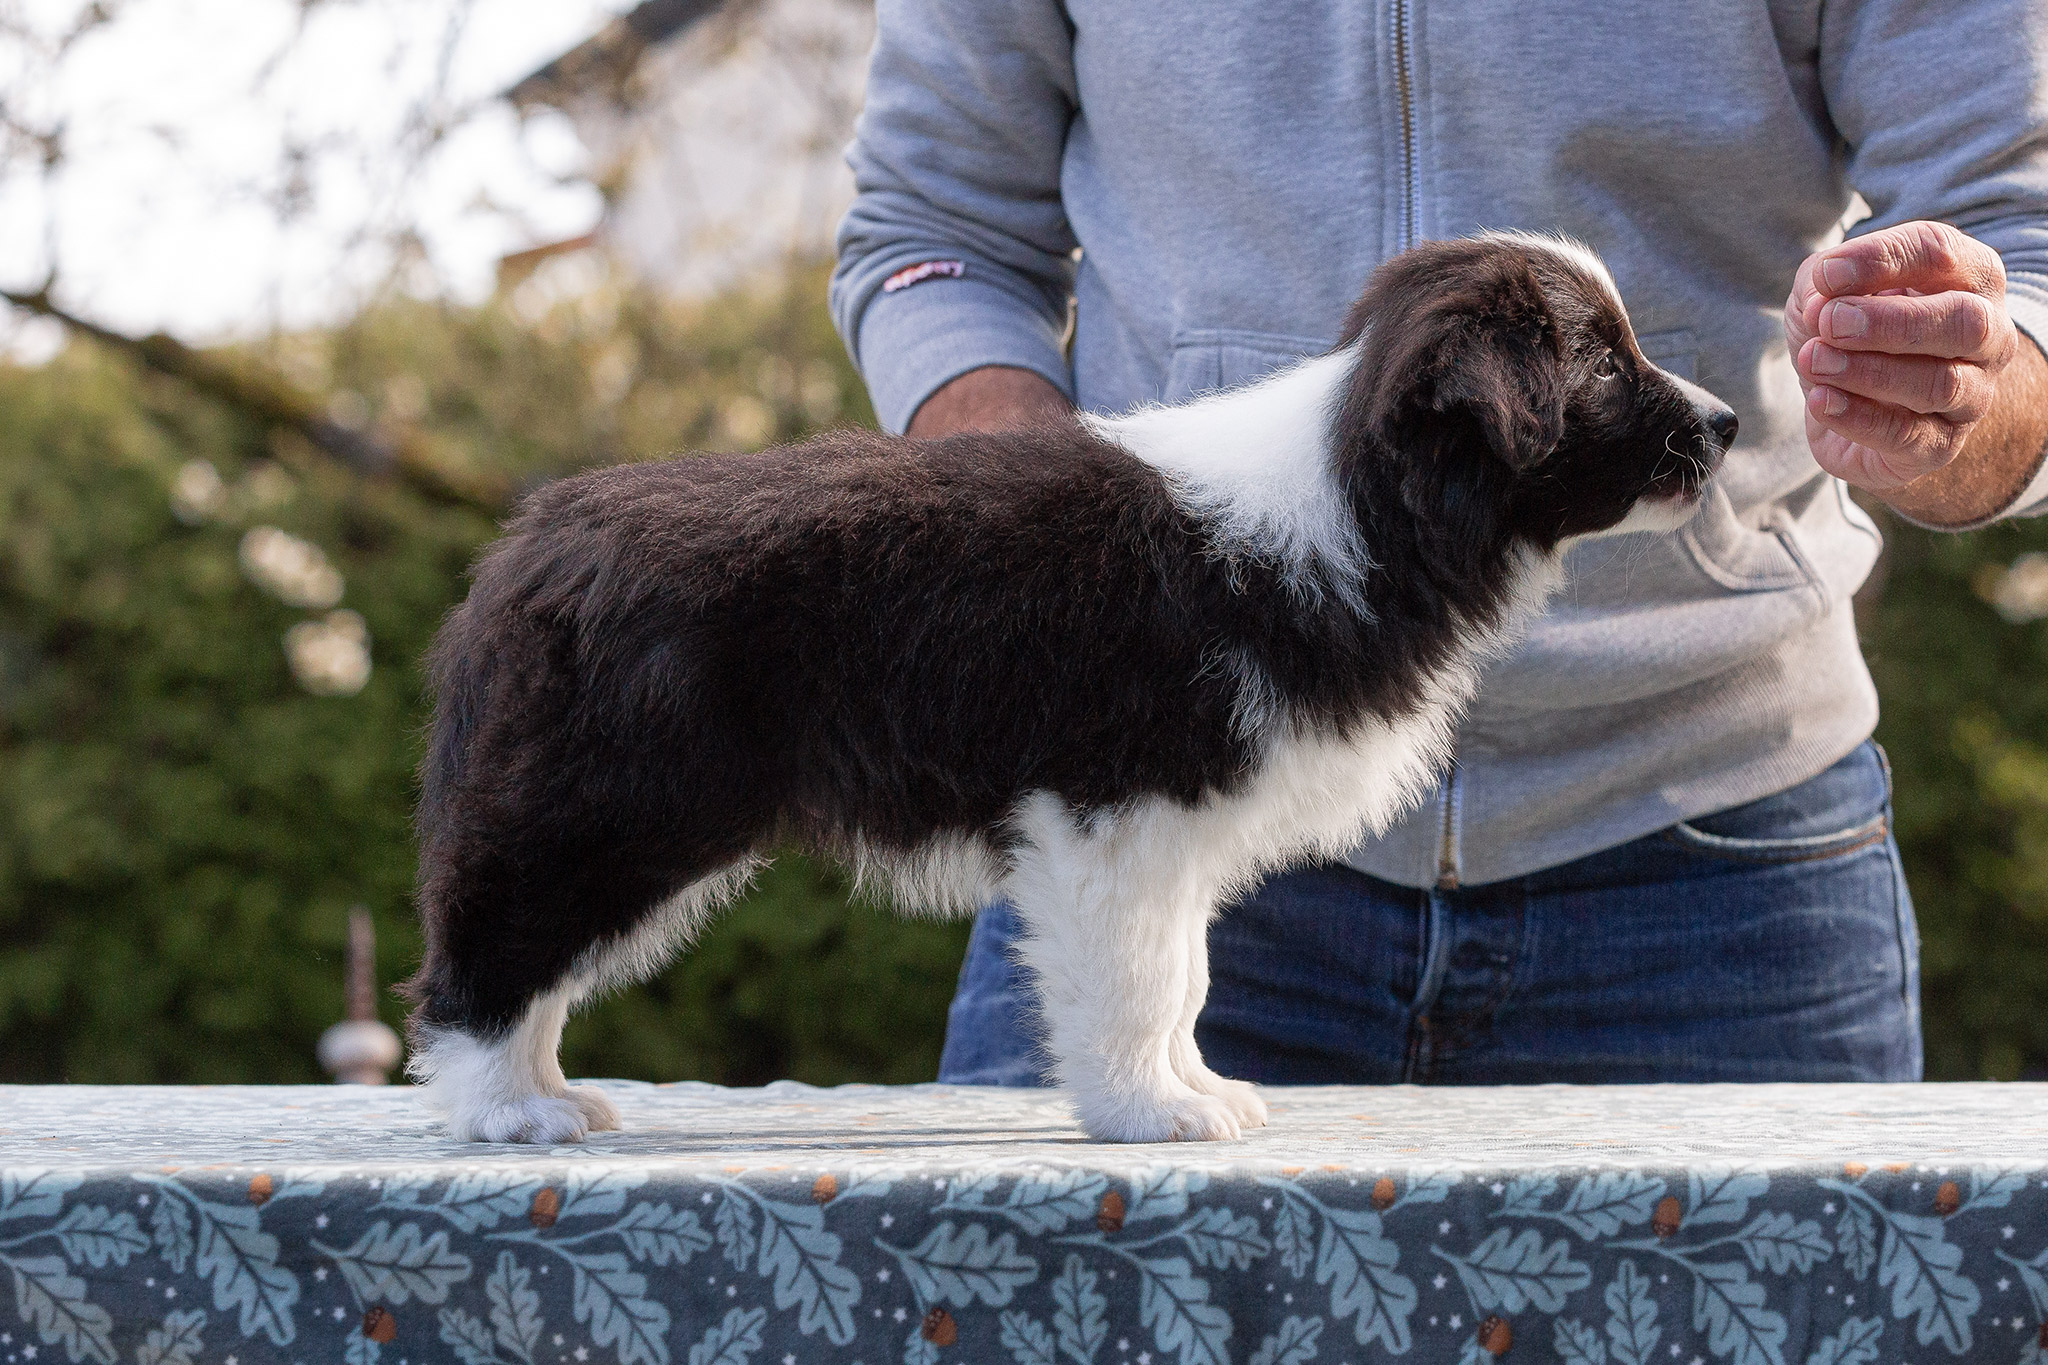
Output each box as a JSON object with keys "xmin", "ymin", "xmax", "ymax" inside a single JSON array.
[{"xmin": 0, "ymin": 1082, "xmax": 2044, "ymax": 1365}]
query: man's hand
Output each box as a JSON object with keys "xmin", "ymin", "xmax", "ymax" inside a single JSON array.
[
  {"xmin": 1786, "ymin": 219, "xmax": 2048, "ymax": 525},
  {"xmin": 906, "ymin": 365, "xmax": 1073, "ymax": 439}
]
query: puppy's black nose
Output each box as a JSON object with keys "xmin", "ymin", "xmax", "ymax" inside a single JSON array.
[{"xmin": 1706, "ymin": 406, "xmax": 1739, "ymax": 450}]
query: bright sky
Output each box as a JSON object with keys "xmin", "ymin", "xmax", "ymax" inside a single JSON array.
[{"xmin": 0, "ymin": 0, "xmax": 635, "ymax": 353}]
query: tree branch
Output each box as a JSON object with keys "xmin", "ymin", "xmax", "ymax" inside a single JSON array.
[{"xmin": 2, "ymin": 285, "xmax": 510, "ymax": 512}]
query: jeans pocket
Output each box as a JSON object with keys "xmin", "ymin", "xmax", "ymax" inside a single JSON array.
[
  {"xmin": 1662, "ymin": 743, "xmax": 1893, "ymax": 865},
  {"xmin": 1662, "ymin": 810, "xmax": 1890, "ymax": 864}
]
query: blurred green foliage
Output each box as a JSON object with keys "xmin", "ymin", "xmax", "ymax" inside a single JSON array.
[
  {"xmin": 0, "ymin": 262, "xmax": 968, "ymax": 1086},
  {"xmin": 1, "ymin": 258, "xmax": 2044, "ymax": 1087},
  {"xmin": 1863, "ymin": 506, "xmax": 2048, "ymax": 1081}
]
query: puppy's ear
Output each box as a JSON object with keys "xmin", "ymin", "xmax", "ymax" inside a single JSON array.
[
  {"xmin": 1343, "ymin": 244, "xmax": 1568, "ymax": 470},
  {"xmin": 1429, "ymin": 307, "xmax": 1566, "ymax": 470}
]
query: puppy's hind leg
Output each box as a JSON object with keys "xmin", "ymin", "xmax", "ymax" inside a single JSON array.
[
  {"xmin": 406, "ymin": 849, "xmax": 760, "ymax": 1144},
  {"xmin": 411, "ymin": 565, "xmax": 771, "ymax": 1142},
  {"xmin": 408, "ymin": 981, "xmax": 607, "ymax": 1145},
  {"xmin": 1166, "ymin": 908, "xmax": 1268, "ymax": 1131}
]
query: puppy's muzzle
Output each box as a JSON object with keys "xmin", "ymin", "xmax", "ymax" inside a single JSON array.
[
  {"xmin": 1668, "ymin": 375, "xmax": 1737, "ymax": 496},
  {"xmin": 1702, "ymin": 403, "xmax": 1738, "ymax": 452}
]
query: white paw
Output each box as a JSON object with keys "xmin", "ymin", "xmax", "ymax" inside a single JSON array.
[
  {"xmin": 1169, "ymin": 1042, "xmax": 1269, "ymax": 1130},
  {"xmin": 448, "ymin": 1094, "xmax": 592, "ymax": 1145},
  {"xmin": 568, "ymin": 1085, "xmax": 622, "ymax": 1133},
  {"xmin": 1195, "ymin": 1074, "xmax": 1268, "ymax": 1130},
  {"xmin": 1073, "ymin": 1085, "xmax": 1242, "ymax": 1143}
]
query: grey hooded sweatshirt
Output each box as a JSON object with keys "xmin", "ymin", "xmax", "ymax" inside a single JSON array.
[{"xmin": 829, "ymin": 0, "xmax": 2048, "ymax": 889}]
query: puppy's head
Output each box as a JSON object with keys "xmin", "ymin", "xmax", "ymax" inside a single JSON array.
[{"xmin": 1336, "ymin": 232, "xmax": 1735, "ymax": 551}]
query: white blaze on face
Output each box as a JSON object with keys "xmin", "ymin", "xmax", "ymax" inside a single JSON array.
[{"xmin": 1473, "ymin": 229, "xmax": 1624, "ymax": 311}]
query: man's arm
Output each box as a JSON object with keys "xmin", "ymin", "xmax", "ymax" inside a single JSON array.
[
  {"xmin": 906, "ymin": 366, "xmax": 1072, "ymax": 438},
  {"xmin": 1882, "ymin": 335, "xmax": 2048, "ymax": 526},
  {"xmin": 1787, "ymin": 0, "xmax": 2048, "ymax": 527},
  {"xmin": 828, "ymin": 0, "xmax": 1081, "ymax": 435},
  {"xmin": 1786, "ymin": 221, "xmax": 2048, "ymax": 527}
]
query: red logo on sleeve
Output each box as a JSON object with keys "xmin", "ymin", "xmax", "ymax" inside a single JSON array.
[{"xmin": 882, "ymin": 260, "xmax": 966, "ymax": 293}]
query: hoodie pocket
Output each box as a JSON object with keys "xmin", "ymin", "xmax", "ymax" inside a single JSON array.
[
  {"xmin": 1633, "ymin": 332, "xmax": 1832, "ymax": 597},
  {"xmin": 1680, "ymin": 484, "xmax": 1819, "ymax": 594},
  {"xmin": 1165, "ymin": 328, "xmax": 1331, "ymax": 403}
]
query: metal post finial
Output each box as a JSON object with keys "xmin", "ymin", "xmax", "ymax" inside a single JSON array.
[{"xmin": 317, "ymin": 905, "xmax": 404, "ymax": 1085}]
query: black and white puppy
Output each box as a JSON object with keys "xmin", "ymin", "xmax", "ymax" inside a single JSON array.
[{"xmin": 404, "ymin": 233, "xmax": 1736, "ymax": 1144}]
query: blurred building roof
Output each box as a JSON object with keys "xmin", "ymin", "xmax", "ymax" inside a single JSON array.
[
  {"xmin": 506, "ymin": 0, "xmax": 729, "ymax": 110},
  {"xmin": 497, "ymin": 0, "xmax": 873, "ymax": 301}
]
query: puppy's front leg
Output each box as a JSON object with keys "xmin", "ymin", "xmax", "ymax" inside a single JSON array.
[
  {"xmin": 1006, "ymin": 829, "xmax": 1243, "ymax": 1142},
  {"xmin": 1167, "ymin": 909, "xmax": 1268, "ymax": 1130}
]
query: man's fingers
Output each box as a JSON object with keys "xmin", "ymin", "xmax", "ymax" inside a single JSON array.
[
  {"xmin": 1811, "ymin": 219, "xmax": 2006, "ymax": 300},
  {"xmin": 1799, "ymin": 339, "xmax": 1995, "ymax": 420},
  {"xmin": 1805, "ymin": 415, "xmax": 1909, "ymax": 490},
  {"xmin": 1784, "ymin": 252, "xmax": 1824, "ymax": 339},
  {"xmin": 1813, "ymin": 289, "xmax": 2011, "ymax": 362},
  {"xmin": 1794, "ymin": 222, "xmax": 2024, "ymax": 495},
  {"xmin": 1805, "ymin": 383, "xmax": 1965, "ymax": 486}
]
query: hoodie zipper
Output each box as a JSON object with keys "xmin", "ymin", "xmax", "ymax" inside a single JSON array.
[
  {"xmin": 1434, "ymin": 760, "xmax": 1462, "ymax": 890},
  {"xmin": 1390, "ymin": 0, "xmax": 1419, "ymax": 251},
  {"xmin": 1394, "ymin": 0, "xmax": 1444, "ymax": 876}
]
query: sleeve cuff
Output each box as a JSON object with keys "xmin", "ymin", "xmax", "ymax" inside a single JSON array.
[{"xmin": 852, "ymin": 273, "xmax": 1073, "ymax": 434}]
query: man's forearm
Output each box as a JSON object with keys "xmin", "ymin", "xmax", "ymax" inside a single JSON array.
[
  {"xmin": 906, "ymin": 366, "xmax": 1073, "ymax": 439},
  {"xmin": 1879, "ymin": 332, "xmax": 2048, "ymax": 526}
]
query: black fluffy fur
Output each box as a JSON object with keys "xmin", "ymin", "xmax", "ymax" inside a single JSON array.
[{"xmin": 406, "ymin": 236, "xmax": 1730, "ymax": 1042}]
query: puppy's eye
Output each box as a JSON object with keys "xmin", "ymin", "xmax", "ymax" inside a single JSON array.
[{"xmin": 1591, "ymin": 350, "xmax": 1622, "ymax": 381}]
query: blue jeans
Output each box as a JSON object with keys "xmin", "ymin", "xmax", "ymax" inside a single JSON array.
[{"xmin": 937, "ymin": 741, "xmax": 1922, "ymax": 1085}]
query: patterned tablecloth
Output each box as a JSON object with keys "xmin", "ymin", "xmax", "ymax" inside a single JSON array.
[{"xmin": 0, "ymin": 1081, "xmax": 2044, "ymax": 1365}]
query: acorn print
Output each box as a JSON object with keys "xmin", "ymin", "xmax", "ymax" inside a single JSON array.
[
  {"xmin": 530, "ymin": 1187, "xmax": 561, "ymax": 1229},
  {"xmin": 1652, "ymin": 1196, "xmax": 1682, "ymax": 1239},
  {"xmin": 246, "ymin": 1173, "xmax": 273, "ymax": 1206},
  {"xmin": 812, "ymin": 1173, "xmax": 838, "ymax": 1204},
  {"xmin": 1097, "ymin": 1190, "xmax": 1126, "ymax": 1233},
  {"xmin": 362, "ymin": 1307, "xmax": 397, "ymax": 1344},
  {"xmin": 1933, "ymin": 1181, "xmax": 1961, "ymax": 1216},
  {"xmin": 921, "ymin": 1308, "xmax": 958, "ymax": 1347},
  {"xmin": 1842, "ymin": 1162, "xmax": 1868, "ymax": 1179},
  {"xmin": 1479, "ymin": 1315, "xmax": 1513, "ymax": 1356},
  {"xmin": 1371, "ymin": 1177, "xmax": 1397, "ymax": 1211}
]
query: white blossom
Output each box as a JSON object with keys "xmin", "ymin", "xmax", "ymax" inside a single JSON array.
[
  {"xmin": 240, "ymin": 525, "xmax": 344, "ymax": 609},
  {"xmin": 284, "ymin": 609, "xmax": 371, "ymax": 696},
  {"xmin": 170, "ymin": 460, "xmax": 226, "ymax": 524},
  {"xmin": 1988, "ymin": 551, "xmax": 2048, "ymax": 623}
]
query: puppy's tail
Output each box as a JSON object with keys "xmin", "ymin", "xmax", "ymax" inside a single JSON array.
[
  {"xmin": 416, "ymin": 603, "xmax": 485, "ymax": 838},
  {"xmin": 405, "ymin": 579, "xmax": 558, "ymax": 1013},
  {"xmin": 399, "ymin": 603, "xmax": 489, "ymax": 1023}
]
